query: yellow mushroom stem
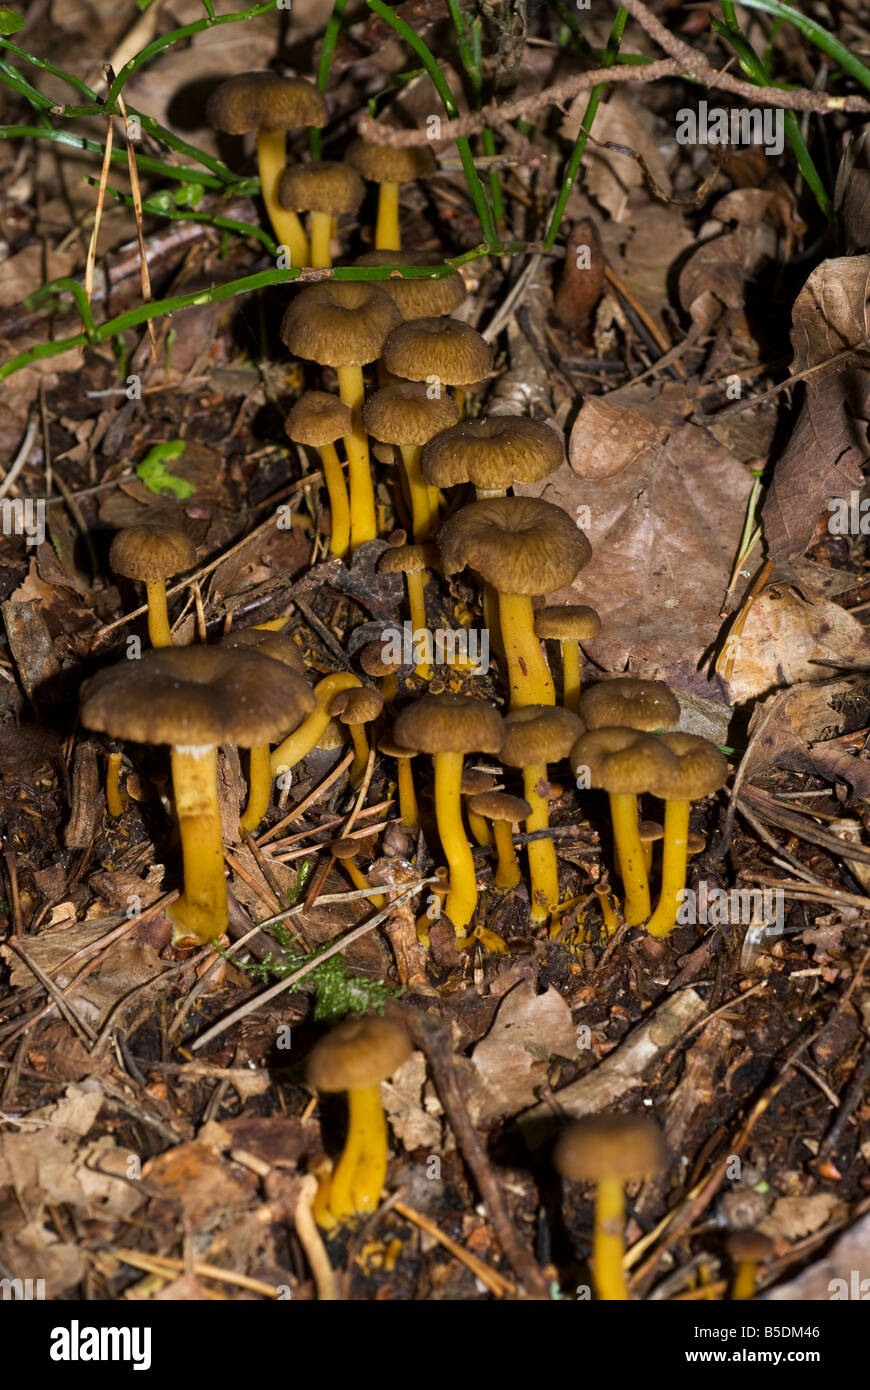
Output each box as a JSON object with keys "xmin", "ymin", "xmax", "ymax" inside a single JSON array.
[
  {"xmin": 498, "ymin": 592, "xmax": 555, "ymax": 709},
  {"xmin": 106, "ymin": 751, "xmax": 124, "ymax": 817},
  {"xmin": 608, "ymin": 791, "xmax": 651, "ymax": 927},
  {"xmin": 145, "ymin": 579, "xmax": 173, "ymax": 648},
  {"xmin": 645, "ymin": 798, "xmax": 690, "ymax": 938},
  {"xmin": 309, "ymin": 209, "xmax": 333, "ymax": 269},
  {"xmin": 595, "ymin": 884, "xmax": 618, "ymax": 934},
  {"xmin": 239, "ymin": 743, "xmax": 273, "ymax": 834},
  {"xmin": 374, "ymin": 180, "xmax": 400, "ymax": 250},
  {"xmin": 472, "ymin": 923, "xmax": 509, "ymax": 954},
  {"xmin": 399, "ymin": 444, "xmax": 436, "ymax": 542},
  {"xmin": 523, "ymin": 764, "xmax": 559, "ymax": 925},
  {"xmin": 311, "ymin": 1156, "xmax": 338, "ymax": 1231},
  {"xmin": 335, "ymin": 365, "xmax": 377, "ymax": 550},
  {"xmin": 329, "ymin": 1085, "xmax": 388, "ymax": 1218},
  {"xmin": 561, "ymin": 640, "xmax": 582, "ymax": 714},
  {"xmin": 593, "ymin": 1176, "xmax": 629, "ymax": 1300},
  {"xmin": 491, "ymin": 819, "xmax": 521, "ymax": 890},
  {"xmin": 482, "ymin": 584, "xmax": 502, "ymax": 654},
  {"xmin": 253, "ymin": 617, "xmax": 291, "ymax": 632},
  {"xmin": 271, "ymin": 673, "xmax": 362, "ymax": 778},
  {"xmin": 318, "ymin": 443, "xmax": 350, "ymax": 560},
  {"xmin": 732, "ymin": 1258, "xmax": 759, "ymax": 1302},
  {"xmin": 434, "ymin": 750, "xmax": 477, "ymax": 936},
  {"xmin": 168, "ymin": 744, "xmax": 227, "ymax": 943},
  {"xmin": 395, "ymin": 759, "xmax": 418, "ymax": 829},
  {"xmin": 257, "ymin": 129, "xmax": 309, "ymax": 267},
  {"xmin": 641, "ymin": 838, "xmax": 654, "ymax": 876},
  {"xmin": 347, "ymin": 723, "xmax": 371, "ymax": 787},
  {"xmin": 466, "ymin": 801, "xmax": 492, "ymax": 847},
  {"xmin": 338, "ymin": 853, "xmax": 386, "ymax": 909},
  {"xmin": 405, "ymin": 568, "xmax": 432, "ymax": 681}
]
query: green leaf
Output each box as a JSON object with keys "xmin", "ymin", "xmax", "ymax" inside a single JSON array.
[
  {"xmin": 0, "ymin": 10, "xmax": 25, "ymax": 35},
  {"xmin": 136, "ymin": 441, "xmax": 195, "ymax": 499}
]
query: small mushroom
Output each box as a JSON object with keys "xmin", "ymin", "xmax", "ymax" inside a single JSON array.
[
  {"xmin": 461, "ymin": 767, "xmax": 498, "ymax": 846},
  {"xmin": 393, "ymin": 695, "xmax": 504, "ymax": 939},
  {"xmin": 637, "ymin": 820, "xmax": 664, "ymax": 876},
  {"xmin": 271, "ymin": 672, "xmax": 363, "ymax": 783},
  {"xmin": 278, "ymin": 161, "xmax": 363, "ymax": 268},
  {"xmin": 534, "ymin": 604, "xmax": 601, "ymax": 713},
  {"xmin": 364, "ymin": 383, "xmax": 458, "ymax": 542},
  {"xmin": 329, "ymin": 685, "xmax": 384, "ymax": 786},
  {"xmin": 467, "ymin": 790, "xmax": 531, "ymax": 891},
  {"xmin": 359, "ymin": 639, "xmax": 401, "ymax": 705},
  {"xmin": 280, "ymin": 282, "xmax": 401, "ymax": 549},
  {"xmin": 725, "ymin": 1229, "xmax": 774, "ymax": 1301},
  {"xmin": 306, "ymin": 1015, "xmax": 412, "ymax": 1222},
  {"xmin": 206, "ymin": 74, "xmax": 327, "ymax": 266},
  {"xmin": 420, "ymin": 416, "xmax": 565, "ymax": 499},
  {"xmin": 353, "ymin": 250, "xmax": 467, "ymax": 318},
  {"xmin": 285, "ymin": 391, "xmax": 352, "ymax": 559},
  {"xmin": 378, "ymin": 736, "xmax": 418, "ymax": 829},
  {"xmin": 330, "ymin": 837, "xmax": 386, "ymax": 909},
  {"xmin": 377, "ymin": 542, "xmax": 440, "ymax": 680},
  {"xmin": 381, "ymin": 317, "xmax": 493, "ymax": 399},
  {"xmin": 109, "ymin": 525, "xmax": 195, "ymax": 649},
  {"xmin": 345, "ymin": 139, "xmax": 436, "ymax": 250},
  {"xmin": 579, "ymin": 677, "xmax": 680, "ymax": 734},
  {"xmin": 645, "ymin": 733, "xmax": 729, "ymax": 938},
  {"xmin": 554, "ymin": 1114, "xmax": 667, "ymax": 1301}
]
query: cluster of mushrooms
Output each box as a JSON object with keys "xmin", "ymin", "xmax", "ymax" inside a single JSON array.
[{"xmin": 74, "ymin": 71, "xmax": 748, "ymax": 1293}]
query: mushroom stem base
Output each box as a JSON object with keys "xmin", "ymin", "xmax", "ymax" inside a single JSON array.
[
  {"xmin": 523, "ymin": 763, "xmax": 559, "ymax": 923},
  {"xmin": 645, "ymin": 798, "xmax": 690, "ymax": 938},
  {"xmin": 257, "ymin": 130, "xmax": 309, "ymax": 266},
  {"xmin": 240, "ymin": 742, "xmax": 272, "ymax": 834},
  {"xmin": 145, "ymin": 579, "xmax": 172, "ymax": 648},
  {"xmin": 499, "ymin": 591, "xmax": 554, "ymax": 709},
  {"xmin": 435, "ymin": 751, "xmax": 478, "ymax": 932},
  {"xmin": 169, "ymin": 744, "xmax": 227, "ymax": 943},
  {"xmin": 609, "ymin": 791, "xmax": 651, "ymax": 927},
  {"xmin": 329, "ymin": 1085, "xmax": 388, "ymax": 1219},
  {"xmin": 336, "ymin": 365, "xmax": 377, "ymax": 549},
  {"xmin": 594, "ymin": 1177, "xmax": 629, "ymax": 1300},
  {"xmin": 492, "ymin": 818, "xmax": 521, "ymax": 890}
]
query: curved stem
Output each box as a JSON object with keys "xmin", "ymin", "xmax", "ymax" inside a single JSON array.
[
  {"xmin": 348, "ymin": 723, "xmax": 370, "ymax": 786},
  {"xmin": 434, "ymin": 751, "xmax": 477, "ymax": 931},
  {"xmin": 240, "ymin": 742, "xmax": 272, "ymax": 833},
  {"xmin": 498, "ymin": 591, "xmax": 554, "ymax": 708},
  {"xmin": 645, "ymin": 798, "xmax": 690, "ymax": 938},
  {"xmin": 492, "ymin": 819, "xmax": 521, "ymax": 890},
  {"xmin": 466, "ymin": 803, "xmax": 492, "ymax": 846},
  {"xmin": 336, "ymin": 364, "xmax": 377, "ymax": 548},
  {"xmin": 257, "ymin": 130, "xmax": 309, "ymax": 266},
  {"xmin": 340, "ymin": 855, "xmax": 386, "ymax": 909},
  {"xmin": 328, "ymin": 1090, "xmax": 369, "ymax": 1220},
  {"xmin": 608, "ymin": 791, "xmax": 650, "ymax": 927},
  {"xmin": 318, "ymin": 442, "xmax": 350, "ymax": 559},
  {"xmin": 169, "ymin": 745, "xmax": 227, "ymax": 943},
  {"xmin": 271, "ymin": 672, "xmax": 362, "ymax": 776},
  {"xmin": 145, "ymin": 579, "xmax": 172, "ymax": 647},
  {"xmin": 523, "ymin": 763, "xmax": 559, "ymax": 922}
]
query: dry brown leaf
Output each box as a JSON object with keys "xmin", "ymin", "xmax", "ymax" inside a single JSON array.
[
  {"xmin": 723, "ymin": 586, "xmax": 870, "ymax": 704},
  {"xmin": 563, "ymin": 90, "xmax": 671, "ymax": 223},
  {"xmin": 464, "ymin": 978, "xmax": 576, "ymax": 1124}
]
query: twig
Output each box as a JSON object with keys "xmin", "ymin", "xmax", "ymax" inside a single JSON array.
[{"xmin": 392, "ymin": 1197, "xmax": 514, "ymax": 1298}]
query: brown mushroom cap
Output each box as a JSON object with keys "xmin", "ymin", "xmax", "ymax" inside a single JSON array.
[
  {"xmin": 461, "ymin": 768, "xmax": 498, "ymax": 796},
  {"xmin": 378, "ymin": 542, "xmax": 439, "ymax": 576},
  {"xmin": 280, "ymin": 281, "xmax": 401, "ymax": 368},
  {"xmin": 534, "ymin": 604, "xmax": 601, "ymax": 642},
  {"xmin": 278, "ymin": 160, "xmax": 364, "ymax": 215},
  {"xmin": 346, "ymin": 137, "xmax": 436, "ymax": 185},
  {"xmin": 382, "ymin": 317, "xmax": 493, "ymax": 387},
  {"xmin": 330, "ymin": 836, "xmax": 367, "ymax": 861},
  {"xmin": 650, "ymin": 732, "xmax": 729, "ymax": 801},
  {"xmin": 220, "ymin": 628, "xmax": 306, "ymax": 675},
  {"xmin": 687, "ymin": 829, "xmax": 707, "ymax": 855},
  {"xmin": 571, "ymin": 727, "xmax": 678, "ymax": 795},
  {"xmin": 579, "ymin": 678, "xmax": 680, "ymax": 732},
  {"xmin": 378, "ymin": 735, "xmax": 415, "ymax": 759},
  {"xmin": 501, "ymin": 705, "xmax": 584, "ymax": 767},
  {"xmin": 393, "ymin": 694, "xmax": 505, "ymax": 756},
  {"xmin": 329, "ymin": 686, "xmax": 384, "ymax": 724},
  {"xmin": 353, "ymin": 251, "xmax": 466, "ymax": 318},
  {"xmin": 206, "ymin": 73, "xmax": 327, "ymax": 135},
  {"xmin": 554, "ymin": 1114, "xmax": 667, "ymax": 1183},
  {"xmin": 420, "ymin": 416, "xmax": 565, "ymax": 491},
  {"xmin": 638, "ymin": 819, "xmax": 664, "ymax": 845},
  {"xmin": 725, "ymin": 1229, "xmax": 774, "ymax": 1262},
  {"xmin": 306, "ymin": 1014, "xmax": 412, "ymax": 1092},
  {"xmin": 468, "ymin": 790, "xmax": 532, "ymax": 823},
  {"xmin": 364, "ymin": 382, "xmax": 459, "ymax": 447},
  {"xmin": 109, "ymin": 525, "xmax": 196, "ymax": 582},
  {"xmin": 360, "ymin": 641, "xmax": 401, "ymax": 678},
  {"xmin": 317, "ymin": 718, "xmax": 347, "ymax": 750},
  {"xmin": 439, "ymin": 496, "xmax": 591, "ymax": 596},
  {"xmin": 80, "ymin": 645, "xmax": 315, "ymax": 748},
  {"xmin": 285, "ymin": 390, "xmax": 353, "ymax": 448}
]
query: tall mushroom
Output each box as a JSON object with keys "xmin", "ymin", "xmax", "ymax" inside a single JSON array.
[
  {"xmin": 468, "ymin": 790, "xmax": 531, "ymax": 891},
  {"xmin": 206, "ymin": 73, "xmax": 327, "ymax": 267},
  {"xmin": 534, "ymin": 605, "xmax": 601, "ymax": 713},
  {"xmin": 329, "ymin": 685, "xmax": 384, "ymax": 786},
  {"xmin": 109, "ymin": 525, "xmax": 195, "ymax": 649},
  {"xmin": 80, "ymin": 646, "xmax": 314, "ymax": 943},
  {"xmin": 438, "ymin": 496, "xmax": 591, "ymax": 709},
  {"xmin": 364, "ymin": 383, "xmax": 458, "ymax": 542},
  {"xmin": 644, "ymin": 733, "xmax": 729, "ymax": 938},
  {"xmin": 281, "ymin": 282, "xmax": 401, "ymax": 550},
  {"xmin": 285, "ymin": 392, "xmax": 352, "ymax": 560},
  {"xmin": 278, "ymin": 161, "xmax": 363, "ymax": 269},
  {"xmin": 377, "ymin": 542, "xmax": 439, "ymax": 680},
  {"xmin": 393, "ymin": 694, "xmax": 504, "ymax": 941},
  {"xmin": 345, "ymin": 139, "xmax": 436, "ymax": 250}
]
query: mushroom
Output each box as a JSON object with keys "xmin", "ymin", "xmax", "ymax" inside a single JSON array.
[
  {"xmin": 439, "ymin": 496, "xmax": 591, "ymax": 709},
  {"xmin": 206, "ymin": 73, "xmax": 327, "ymax": 266},
  {"xmin": 645, "ymin": 733, "xmax": 729, "ymax": 938},
  {"xmin": 554, "ymin": 1114, "xmax": 667, "ymax": 1300},
  {"xmin": 467, "ymin": 790, "xmax": 531, "ymax": 891},
  {"xmin": 364, "ymin": 383, "xmax": 458, "ymax": 542},
  {"xmin": 105, "ymin": 746, "xmax": 125, "ymax": 817},
  {"xmin": 80, "ymin": 646, "xmax": 314, "ymax": 942},
  {"xmin": 378, "ymin": 736, "xmax": 418, "ymax": 829},
  {"xmin": 353, "ymin": 250, "xmax": 467, "ymax": 318},
  {"xmin": 637, "ymin": 820, "xmax": 664, "ymax": 875},
  {"xmin": 285, "ymin": 391, "xmax": 352, "ymax": 560},
  {"xmin": 570, "ymin": 727, "xmax": 676, "ymax": 928},
  {"xmin": 420, "ymin": 416, "xmax": 565, "ymax": 499},
  {"xmin": 359, "ymin": 639, "xmax": 400, "ymax": 706},
  {"xmin": 534, "ymin": 605, "xmax": 602, "ymax": 713},
  {"xmin": 328, "ymin": 685, "xmax": 384, "ymax": 786},
  {"xmin": 109, "ymin": 525, "xmax": 196, "ymax": 649},
  {"xmin": 393, "ymin": 694, "xmax": 505, "ymax": 939},
  {"xmin": 345, "ymin": 138, "xmax": 436, "ymax": 250},
  {"xmin": 306, "ymin": 1015, "xmax": 412, "ymax": 1222},
  {"xmin": 461, "ymin": 767, "xmax": 498, "ymax": 846},
  {"xmin": 280, "ymin": 282, "xmax": 401, "ymax": 549},
  {"xmin": 381, "ymin": 317, "xmax": 493, "ymax": 401},
  {"xmin": 330, "ymin": 837, "xmax": 386, "ymax": 909},
  {"xmin": 579, "ymin": 677, "xmax": 680, "ymax": 734},
  {"xmin": 377, "ymin": 542, "xmax": 440, "ymax": 680},
  {"xmin": 500, "ymin": 705, "xmax": 584, "ymax": 923},
  {"xmin": 725, "ymin": 1229, "xmax": 774, "ymax": 1301},
  {"xmin": 277, "ymin": 161, "xmax": 363, "ymax": 268},
  {"xmin": 271, "ymin": 672, "xmax": 363, "ymax": 782},
  {"xmin": 219, "ymin": 629, "xmax": 308, "ymax": 833}
]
